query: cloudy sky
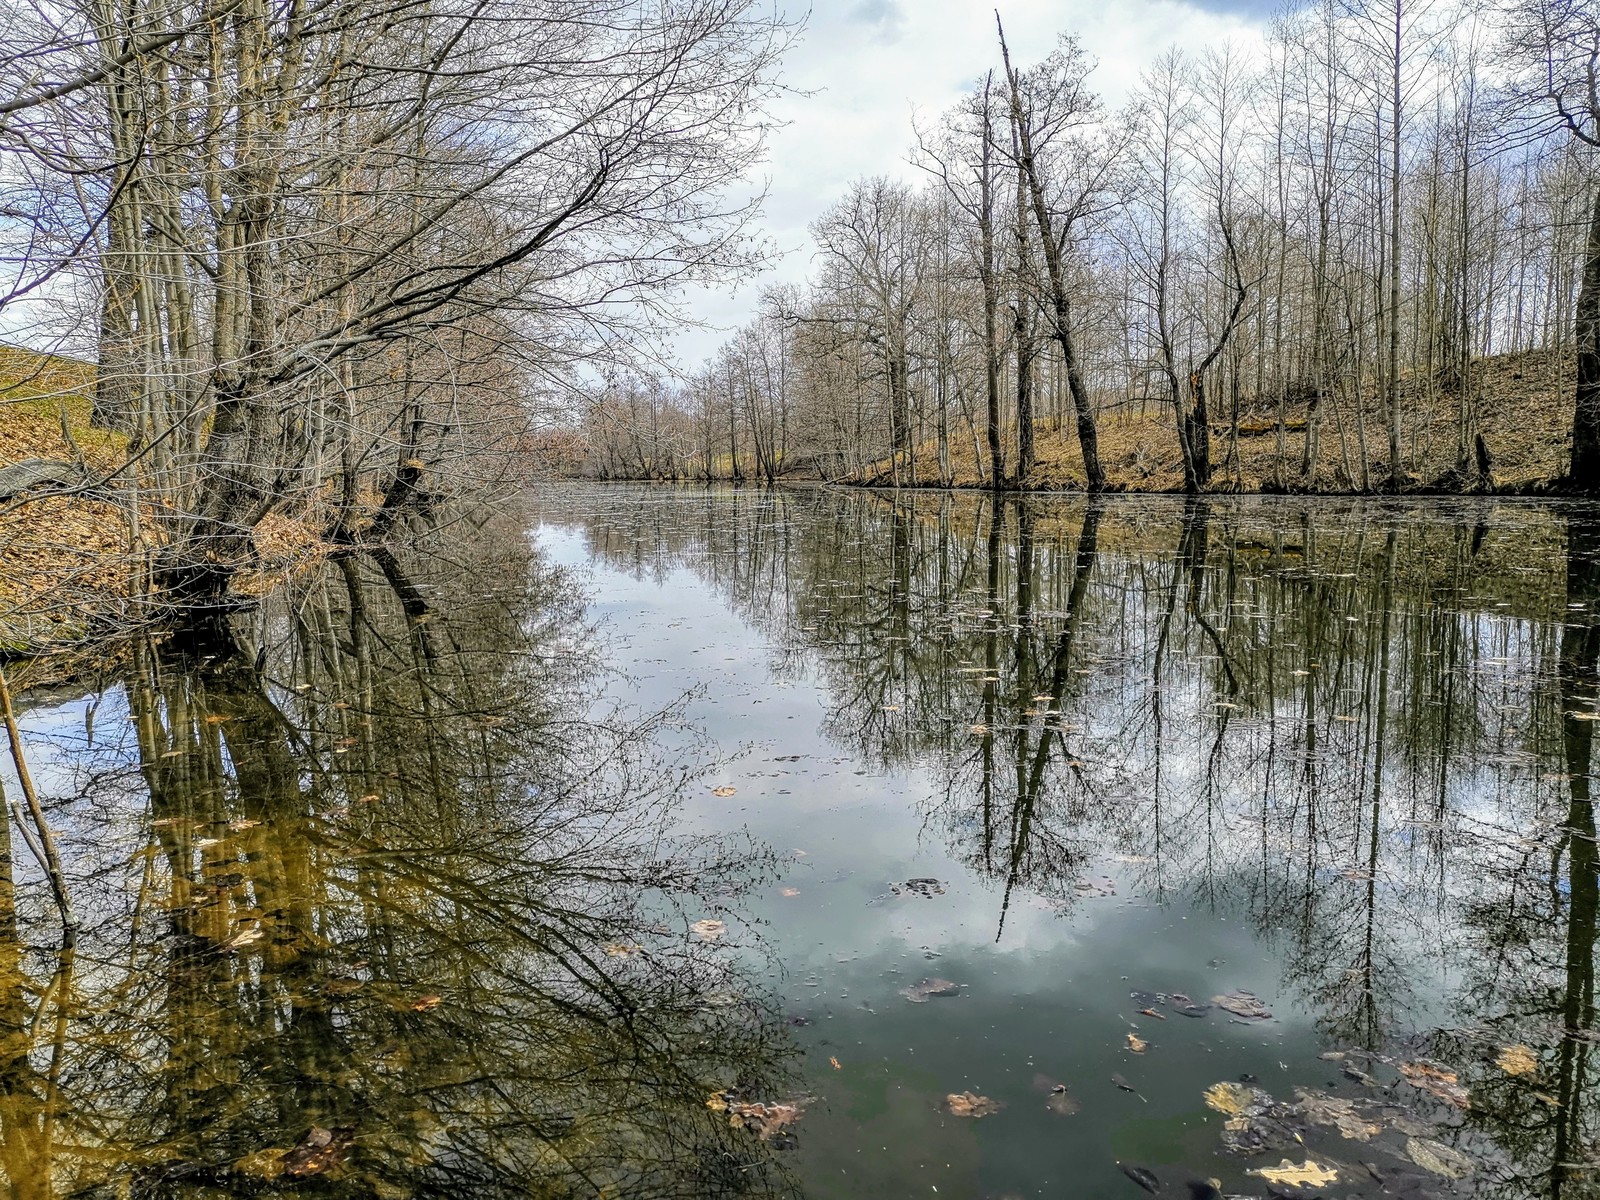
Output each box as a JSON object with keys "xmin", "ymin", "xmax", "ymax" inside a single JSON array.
[{"xmin": 668, "ymin": 0, "xmax": 1271, "ymax": 368}]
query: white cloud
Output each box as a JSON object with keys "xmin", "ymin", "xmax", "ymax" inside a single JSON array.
[{"xmin": 666, "ymin": 0, "xmax": 1267, "ymax": 371}]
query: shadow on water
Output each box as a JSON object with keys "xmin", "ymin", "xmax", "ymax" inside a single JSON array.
[
  {"xmin": 0, "ymin": 505, "xmax": 800, "ymax": 1197},
  {"xmin": 555, "ymin": 485, "xmax": 1600, "ymax": 1200}
]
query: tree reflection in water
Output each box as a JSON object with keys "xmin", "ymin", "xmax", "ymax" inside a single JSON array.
[
  {"xmin": 0, "ymin": 508, "xmax": 797, "ymax": 1197},
  {"xmin": 567, "ymin": 486, "xmax": 1599, "ymax": 1197}
]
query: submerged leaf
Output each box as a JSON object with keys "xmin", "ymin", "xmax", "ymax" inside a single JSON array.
[
  {"xmin": 1398, "ymin": 1061, "xmax": 1470, "ymax": 1109},
  {"xmin": 1293, "ymin": 1088, "xmax": 1381, "ymax": 1141},
  {"xmin": 1213, "ymin": 991, "xmax": 1272, "ymax": 1020},
  {"xmin": 711, "ymin": 786, "xmax": 737, "ymax": 797},
  {"xmin": 1406, "ymin": 1137, "xmax": 1475, "ymax": 1179},
  {"xmin": 690, "ymin": 918, "xmax": 727, "ymax": 941},
  {"xmin": 1247, "ymin": 1159, "xmax": 1338, "ymax": 1188},
  {"xmin": 728, "ymin": 1099, "xmax": 805, "ymax": 1139},
  {"xmin": 1496, "ymin": 1044, "xmax": 1537, "ymax": 1076},
  {"xmin": 1126, "ymin": 1033, "xmax": 1148, "ymax": 1053},
  {"xmin": 281, "ymin": 1126, "xmax": 348, "ymax": 1178},
  {"xmin": 1074, "ymin": 875, "xmax": 1117, "ymax": 898},
  {"xmin": 900, "ymin": 977, "xmax": 961, "ymax": 1002},
  {"xmin": 1045, "ymin": 1088, "xmax": 1081, "ymax": 1116}
]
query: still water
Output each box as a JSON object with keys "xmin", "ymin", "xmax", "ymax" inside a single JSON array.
[{"xmin": 2, "ymin": 485, "xmax": 1596, "ymax": 1198}]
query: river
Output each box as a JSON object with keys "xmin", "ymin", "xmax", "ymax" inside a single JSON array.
[{"xmin": 1, "ymin": 484, "xmax": 1594, "ymax": 1198}]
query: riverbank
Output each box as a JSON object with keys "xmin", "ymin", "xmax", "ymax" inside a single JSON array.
[{"xmin": 0, "ymin": 346, "xmax": 330, "ymax": 660}]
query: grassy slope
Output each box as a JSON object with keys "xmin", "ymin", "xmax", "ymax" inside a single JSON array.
[{"xmin": 867, "ymin": 347, "xmax": 1572, "ymax": 492}]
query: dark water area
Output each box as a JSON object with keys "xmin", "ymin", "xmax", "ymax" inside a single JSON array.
[{"xmin": 3, "ymin": 484, "xmax": 1598, "ymax": 1198}]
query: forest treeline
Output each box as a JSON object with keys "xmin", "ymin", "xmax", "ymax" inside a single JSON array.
[{"xmin": 572, "ymin": 0, "xmax": 1600, "ymax": 495}]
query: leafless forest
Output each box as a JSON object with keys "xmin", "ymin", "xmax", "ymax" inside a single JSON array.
[
  {"xmin": 0, "ymin": 0, "xmax": 790, "ymax": 607},
  {"xmin": 575, "ymin": 1, "xmax": 1600, "ymax": 495}
]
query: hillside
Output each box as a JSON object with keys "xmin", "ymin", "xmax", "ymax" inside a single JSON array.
[
  {"xmin": 0, "ymin": 346, "xmax": 138, "ymax": 654},
  {"xmin": 859, "ymin": 347, "xmax": 1574, "ymax": 493}
]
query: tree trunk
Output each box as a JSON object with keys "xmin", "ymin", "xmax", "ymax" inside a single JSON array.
[{"xmin": 1571, "ymin": 186, "xmax": 1600, "ymax": 490}]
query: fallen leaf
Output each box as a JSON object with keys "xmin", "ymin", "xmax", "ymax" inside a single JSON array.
[
  {"xmin": 410, "ymin": 994, "xmax": 442, "ymax": 1011},
  {"xmin": 1138, "ymin": 1007, "xmax": 1167, "ymax": 1020},
  {"xmin": 690, "ymin": 919, "xmax": 727, "ymax": 941},
  {"xmin": 221, "ymin": 926, "xmax": 264, "ymax": 951},
  {"xmin": 1398, "ymin": 1061, "xmax": 1470, "ymax": 1109},
  {"xmin": 1203, "ymin": 1081, "xmax": 1254, "ymax": 1115},
  {"xmin": 1407, "ymin": 1137, "xmax": 1475, "ymax": 1179},
  {"xmin": 1496, "ymin": 1044, "xmax": 1537, "ymax": 1076},
  {"xmin": 711, "ymin": 786, "xmax": 737, "ymax": 797},
  {"xmin": 945, "ymin": 1091, "xmax": 1003, "ymax": 1117},
  {"xmin": 829, "ymin": 1056, "xmax": 842, "ymax": 1070},
  {"xmin": 1127, "ymin": 1033, "xmax": 1148, "ymax": 1053},
  {"xmin": 779, "ymin": 887, "xmax": 800, "ymax": 897},
  {"xmin": 601, "ymin": 942, "xmax": 641, "ymax": 957},
  {"xmin": 1119, "ymin": 1163, "xmax": 1161, "ymax": 1193},
  {"xmin": 1213, "ymin": 991, "xmax": 1272, "ymax": 1020},
  {"xmin": 1247, "ymin": 1159, "xmax": 1338, "ymax": 1188}
]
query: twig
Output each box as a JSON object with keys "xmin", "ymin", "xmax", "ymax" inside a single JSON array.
[{"xmin": 0, "ymin": 665, "xmax": 77, "ymax": 944}]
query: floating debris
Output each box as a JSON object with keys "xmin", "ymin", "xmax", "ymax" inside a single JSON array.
[
  {"xmin": 1247, "ymin": 1159, "xmax": 1338, "ymax": 1188},
  {"xmin": 945, "ymin": 1091, "xmax": 1003, "ymax": 1117},
  {"xmin": 900, "ymin": 977, "xmax": 961, "ymax": 1003},
  {"xmin": 1212, "ymin": 991, "xmax": 1272, "ymax": 1020}
]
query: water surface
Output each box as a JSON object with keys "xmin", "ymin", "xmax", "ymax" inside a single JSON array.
[{"xmin": 2, "ymin": 485, "xmax": 1596, "ymax": 1199}]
